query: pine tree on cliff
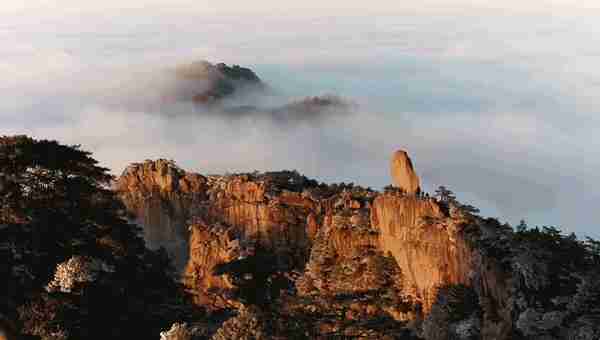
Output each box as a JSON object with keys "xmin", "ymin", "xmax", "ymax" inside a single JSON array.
[
  {"xmin": 434, "ymin": 186, "xmax": 456, "ymax": 204},
  {"xmin": 0, "ymin": 136, "xmax": 144, "ymax": 278},
  {"xmin": 0, "ymin": 135, "xmax": 194, "ymax": 340}
]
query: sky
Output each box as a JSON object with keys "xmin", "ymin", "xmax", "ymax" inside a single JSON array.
[{"xmin": 1, "ymin": 1, "xmax": 599, "ymax": 236}]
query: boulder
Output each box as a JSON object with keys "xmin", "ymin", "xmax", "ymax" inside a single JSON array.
[{"xmin": 390, "ymin": 150, "xmax": 421, "ymax": 194}]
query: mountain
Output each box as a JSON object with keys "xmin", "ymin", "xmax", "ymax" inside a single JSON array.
[
  {"xmin": 164, "ymin": 61, "xmax": 355, "ymax": 123},
  {"xmin": 172, "ymin": 61, "xmax": 262, "ymax": 104},
  {"xmin": 115, "ymin": 160, "xmax": 207, "ymax": 271},
  {"xmin": 2, "ymin": 135, "xmax": 600, "ymax": 340},
  {"xmin": 118, "ymin": 152, "xmax": 600, "ymax": 340}
]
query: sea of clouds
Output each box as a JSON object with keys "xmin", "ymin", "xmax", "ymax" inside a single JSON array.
[{"xmin": 2, "ymin": 1, "xmax": 600, "ymax": 235}]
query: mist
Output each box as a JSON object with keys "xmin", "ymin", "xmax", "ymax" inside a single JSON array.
[{"xmin": 2, "ymin": 2, "xmax": 600, "ymax": 236}]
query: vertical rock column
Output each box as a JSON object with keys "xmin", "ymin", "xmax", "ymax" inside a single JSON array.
[{"xmin": 390, "ymin": 149, "xmax": 421, "ymax": 195}]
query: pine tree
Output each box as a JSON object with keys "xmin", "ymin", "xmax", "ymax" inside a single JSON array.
[
  {"xmin": 0, "ymin": 135, "xmax": 192, "ymax": 340},
  {"xmin": 434, "ymin": 186, "xmax": 457, "ymax": 204}
]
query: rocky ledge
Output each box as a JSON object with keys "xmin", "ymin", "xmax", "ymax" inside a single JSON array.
[{"xmin": 117, "ymin": 150, "xmax": 600, "ymax": 340}]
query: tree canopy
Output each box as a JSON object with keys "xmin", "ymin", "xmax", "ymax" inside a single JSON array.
[{"xmin": 0, "ymin": 135, "xmax": 195, "ymax": 340}]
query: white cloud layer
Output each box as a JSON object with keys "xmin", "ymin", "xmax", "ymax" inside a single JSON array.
[
  {"xmin": 6, "ymin": 1, "xmax": 600, "ymax": 15},
  {"xmin": 1, "ymin": 2, "xmax": 600, "ymax": 236}
]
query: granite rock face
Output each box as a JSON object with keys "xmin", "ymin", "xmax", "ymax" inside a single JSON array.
[
  {"xmin": 390, "ymin": 150, "xmax": 421, "ymax": 194},
  {"xmin": 184, "ymin": 221, "xmax": 242, "ymax": 308},
  {"xmin": 116, "ymin": 150, "xmax": 600, "ymax": 340},
  {"xmin": 116, "ymin": 156, "xmax": 473, "ymax": 325},
  {"xmin": 116, "ymin": 159, "xmax": 207, "ymax": 271},
  {"xmin": 117, "ymin": 165, "xmax": 322, "ymax": 296},
  {"xmin": 371, "ymin": 194, "xmax": 473, "ymax": 311},
  {"xmin": 202, "ymin": 173, "xmax": 317, "ymax": 267}
]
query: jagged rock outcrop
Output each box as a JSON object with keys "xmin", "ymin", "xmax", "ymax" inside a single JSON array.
[
  {"xmin": 181, "ymin": 172, "xmax": 328, "ymax": 308},
  {"xmin": 119, "ymin": 155, "xmax": 469, "ymax": 320},
  {"xmin": 116, "ymin": 150, "xmax": 600, "ymax": 340},
  {"xmin": 184, "ymin": 221, "xmax": 245, "ymax": 308},
  {"xmin": 295, "ymin": 188, "xmax": 417, "ymax": 322},
  {"xmin": 203, "ymin": 174, "xmax": 317, "ymax": 266},
  {"xmin": 116, "ymin": 159, "xmax": 207, "ymax": 270},
  {"xmin": 371, "ymin": 194, "xmax": 474, "ymax": 311},
  {"xmin": 174, "ymin": 61, "xmax": 261, "ymax": 104},
  {"xmin": 390, "ymin": 150, "xmax": 421, "ymax": 194},
  {"xmin": 117, "ymin": 165, "xmax": 326, "ymax": 302}
]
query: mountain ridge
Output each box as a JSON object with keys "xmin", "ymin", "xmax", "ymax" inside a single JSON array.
[
  {"xmin": 3, "ymin": 136, "xmax": 599, "ymax": 340},
  {"xmin": 116, "ymin": 151, "xmax": 600, "ymax": 340}
]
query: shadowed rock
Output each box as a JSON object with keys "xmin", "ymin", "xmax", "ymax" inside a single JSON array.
[{"xmin": 174, "ymin": 61, "xmax": 262, "ymax": 104}]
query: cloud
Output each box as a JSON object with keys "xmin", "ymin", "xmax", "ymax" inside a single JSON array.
[
  {"xmin": 1, "ymin": 5, "xmax": 600, "ymax": 237},
  {"xmin": 6, "ymin": 0, "xmax": 600, "ymax": 16}
]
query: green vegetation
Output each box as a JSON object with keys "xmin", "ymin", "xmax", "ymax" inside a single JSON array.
[
  {"xmin": 426, "ymin": 184, "xmax": 600, "ymax": 339},
  {"xmin": 213, "ymin": 245, "xmax": 291, "ymax": 306},
  {"xmin": 0, "ymin": 136, "xmax": 199, "ymax": 339},
  {"xmin": 444, "ymin": 284, "xmax": 480, "ymax": 322},
  {"xmin": 422, "ymin": 284, "xmax": 481, "ymax": 340}
]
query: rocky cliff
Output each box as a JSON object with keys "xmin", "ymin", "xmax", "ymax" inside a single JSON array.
[
  {"xmin": 202, "ymin": 173, "xmax": 317, "ymax": 266},
  {"xmin": 371, "ymin": 194, "xmax": 473, "ymax": 311},
  {"xmin": 116, "ymin": 159, "xmax": 208, "ymax": 270},
  {"xmin": 117, "ymin": 163, "xmax": 325, "ymax": 275},
  {"xmin": 117, "ymin": 151, "xmax": 600, "ymax": 340},
  {"xmin": 4, "ymin": 135, "xmax": 596, "ymax": 340},
  {"xmin": 115, "ymin": 153, "xmax": 486, "ymax": 335}
]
